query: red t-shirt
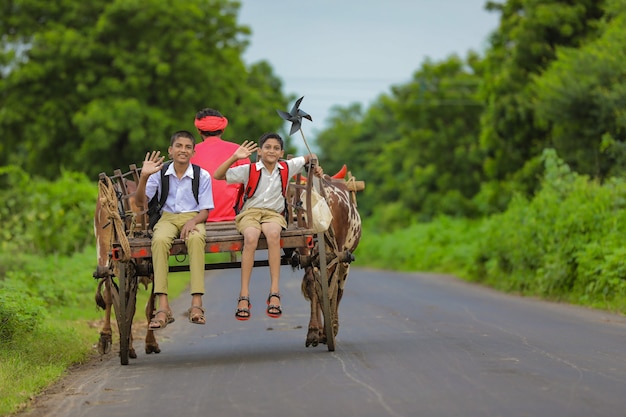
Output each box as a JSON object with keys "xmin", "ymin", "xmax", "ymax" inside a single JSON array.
[{"xmin": 191, "ymin": 137, "xmax": 249, "ymax": 222}]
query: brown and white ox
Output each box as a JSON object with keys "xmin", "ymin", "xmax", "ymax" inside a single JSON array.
[
  {"xmin": 300, "ymin": 175, "xmax": 362, "ymax": 347},
  {"xmin": 93, "ymin": 177, "xmax": 160, "ymax": 358}
]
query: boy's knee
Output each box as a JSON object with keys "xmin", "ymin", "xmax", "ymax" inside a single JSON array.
[
  {"xmin": 243, "ymin": 235, "xmax": 259, "ymax": 249},
  {"xmin": 152, "ymin": 234, "xmax": 172, "ymax": 247},
  {"xmin": 187, "ymin": 232, "xmax": 205, "ymax": 246},
  {"xmin": 265, "ymin": 229, "xmax": 281, "ymax": 240}
]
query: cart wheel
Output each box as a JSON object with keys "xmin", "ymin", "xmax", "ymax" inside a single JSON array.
[
  {"xmin": 111, "ymin": 261, "xmax": 137, "ymax": 365},
  {"xmin": 317, "ymin": 232, "xmax": 335, "ymax": 351}
]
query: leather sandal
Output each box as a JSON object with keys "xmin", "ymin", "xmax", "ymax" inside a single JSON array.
[
  {"xmin": 235, "ymin": 296, "xmax": 251, "ymax": 321},
  {"xmin": 149, "ymin": 309, "xmax": 175, "ymax": 330},
  {"xmin": 188, "ymin": 305, "xmax": 206, "ymax": 325},
  {"xmin": 266, "ymin": 293, "xmax": 282, "ymax": 318}
]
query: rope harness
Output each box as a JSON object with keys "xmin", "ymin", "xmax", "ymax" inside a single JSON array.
[{"xmin": 98, "ymin": 176, "xmax": 131, "ymax": 262}]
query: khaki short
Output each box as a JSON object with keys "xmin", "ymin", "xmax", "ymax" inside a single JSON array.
[{"xmin": 235, "ymin": 207, "xmax": 287, "ymax": 233}]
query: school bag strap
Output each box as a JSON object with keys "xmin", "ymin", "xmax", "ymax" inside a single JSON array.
[
  {"xmin": 157, "ymin": 161, "xmax": 200, "ymax": 207},
  {"xmin": 234, "ymin": 160, "xmax": 289, "ymax": 214},
  {"xmin": 148, "ymin": 162, "xmax": 201, "ymax": 230}
]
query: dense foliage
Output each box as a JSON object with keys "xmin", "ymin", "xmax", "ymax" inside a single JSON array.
[
  {"xmin": 479, "ymin": 0, "xmax": 605, "ymax": 186},
  {"xmin": 532, "ymin": 2, "xmax": 626, "ymax": 179},
  {"xmin": 317, "ymin": 0, "xmax": 626, "ymax": 229},
  {"xmin": 357, "ymin": 150, "xmax": 626, "ymax": 311},
  {"xmin": 0, "ymin": 0, "xmax": 290, "ymax": 180},
  {"xmin": 0, "ymin": 165, "xmax": 96, "ymax": 262}
]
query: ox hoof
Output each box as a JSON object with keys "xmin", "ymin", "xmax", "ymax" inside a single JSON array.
[
  {"xmin": 98, "ymin": 334, "xmax": 112, "ymax": 355},
  {"xmin": 129, "ymin": 348, "xmax": 137, "ymax": 359},
  {"xmin": 306, "ymin": 338, "xmax": 319, "ymax": 348},
  {"xmin": 305, "ymin": 327, "xmax": 320, "ymax": 347},
  {"xmin": 145, "ymin": 344, "xmax": 161, "ymax": 354}
]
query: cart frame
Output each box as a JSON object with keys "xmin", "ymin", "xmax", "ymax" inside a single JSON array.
[{"xmin": 97, "ymin": 163, "xmax": 336, "ymax": 365}]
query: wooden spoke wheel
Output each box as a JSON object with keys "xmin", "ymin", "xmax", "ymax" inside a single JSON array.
[{"xmin": 317, "ymin": 233, "xmax": 335, "ymax": 352}]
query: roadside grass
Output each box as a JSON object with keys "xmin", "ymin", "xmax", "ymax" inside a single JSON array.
[
  {"xmin": 0, "ymin": 320, "xmax": 93, "ymax": 416},
  {"xmin": 0, "ymin": 247, "xmax": 218, "ymax": 416}
]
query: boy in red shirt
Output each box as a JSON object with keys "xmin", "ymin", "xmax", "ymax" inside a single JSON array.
[{"xmin": 191, "ymin": 108, "xmax": 249, "ymax": 222}]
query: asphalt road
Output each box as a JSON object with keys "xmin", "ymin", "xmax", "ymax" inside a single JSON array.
[{"xmin": 21, "ymin": 266, "xmax": 626, "ymax": 417}]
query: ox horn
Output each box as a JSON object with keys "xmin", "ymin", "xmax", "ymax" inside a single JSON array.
[{"xmin": 331, "ymin": 164, "xmax": 347, "ymax": 179}]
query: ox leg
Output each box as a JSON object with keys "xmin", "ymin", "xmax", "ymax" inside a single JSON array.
[
  {"xmin": 96, "ymin": 278, "xmax": 113, "ymax": 355},
  {"xmin": 334, "ymin": 286, "xmax": 344, "ymax": 337},
  {"xmin": 128, "ymin": 300, "xmax": 137, "ymax": 359},
  {"xmin": 316, "ymin": 296, "xmax": 326, "ymax": 345},
  {"xmin": 302, "ymin": 267, "xmax": 322, "ymax": 347},
  {"xmin": 144, "ymin": 287, "xmax": 161, "ymax": 354},
  {"xmin": 329, "ymin": 263, "xmax": 349, "ymax": 338},
  {"xmin": 329, "ymin": 263, "xmax": 345, "ymax": 338}
]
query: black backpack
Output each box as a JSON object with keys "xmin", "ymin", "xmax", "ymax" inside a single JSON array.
[{"xmin": 147, "ymin": 161, "xmax": 201, "ymax": 230}]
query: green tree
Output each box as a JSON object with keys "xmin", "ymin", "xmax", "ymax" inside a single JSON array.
[
  {"xmin": 0, "ymin": 0, "xmax": 288, "ymax": 179},
  {"xmin": 532, "ymin": 0, "xmax": 626, "ymax": 179},
  {"xmin": 479, "ymin": 0, "xmax": 605, "ymax": 207},
  {"xmin": 316, "ymin": 98, "xmax": 398, "ymax": 223},
  {"xmin": 316, "ymin": 54, "xmax": 485, "ymax": 228},
  {"xmin": 372, "ymin": 55, "xmax": 486, "ymax": 224}
]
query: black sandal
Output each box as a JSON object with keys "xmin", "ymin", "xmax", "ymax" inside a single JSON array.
[
  {"xmin": 235, "ymin": 296, "xmax": 251, "ymax": 321},
  {"xmin": 266, "ymin": 293, "xmax": 282, "ymax": 318}
]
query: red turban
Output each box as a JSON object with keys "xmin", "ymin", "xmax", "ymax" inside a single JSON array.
[{"xmin": 194, "ymin": 115, "xmax": 228, "ymax": 132}]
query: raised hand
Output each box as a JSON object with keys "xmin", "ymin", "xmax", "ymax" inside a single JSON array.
[
  {"xmin": 141, "ymin": 151, "xmax": 165, "ymax": 177},
  {"xmin": 234, "ymin": 140, "xmax": 258, "ymax": 160}
]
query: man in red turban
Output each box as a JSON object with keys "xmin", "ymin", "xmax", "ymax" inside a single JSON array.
[{"xmin": 191, "ymin": 108, "xmax": 249, "ymax": 222}]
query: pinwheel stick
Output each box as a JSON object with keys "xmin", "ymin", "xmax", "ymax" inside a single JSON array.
[{"xmin": 299, "ymin": 129, "xmax": 313, "ymax": 156}]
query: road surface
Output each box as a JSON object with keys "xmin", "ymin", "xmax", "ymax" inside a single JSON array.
[{"xmin": 20, "ymin": 266, "xmax": 626, "ymax": 417}]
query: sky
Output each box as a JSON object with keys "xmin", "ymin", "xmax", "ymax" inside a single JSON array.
[{"xmin": 237, "ymin": 0, "xmax": 501, "ymax": 141}]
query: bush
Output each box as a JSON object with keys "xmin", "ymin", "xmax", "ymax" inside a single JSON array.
[
  {"xmin": 0, "ymin": 165, "xmax": 99, "ymax": 344},
  {"xmin": 465, "ymin": 149, "xmax": 626, "ymax": 306},
  {"xmin": 0, "ymin": 165, "xmax": 97, "ymax": 257},
  {"xmin": 357, "ymin": 149, "xmax": 626, "ymax": 313},
  {"xmin": 0, "ymin": 284, "xmax": 45, "ymax": 345}
]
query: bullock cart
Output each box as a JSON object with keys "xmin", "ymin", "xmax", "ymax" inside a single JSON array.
[{"xmin": 95, "ymin": 162, "xmax": 361, "ymax": 365}]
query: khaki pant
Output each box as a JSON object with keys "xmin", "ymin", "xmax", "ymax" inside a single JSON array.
[{"xmin": 152, "ymin": 211, "xmax": 206, "ymax": 295}]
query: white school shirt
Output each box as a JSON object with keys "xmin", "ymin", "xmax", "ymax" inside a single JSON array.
[
  {"xmin": 145, "ymin": 163, "xmax": 214, "ymax": 213},
  {"xmin": 226, "ymin": 157, "xmax": 306, "ymax": 213}
]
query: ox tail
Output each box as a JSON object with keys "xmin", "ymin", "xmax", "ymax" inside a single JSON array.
[
  {"xmin": 95, "ymin": 279, "xmax": 106, "ymax": 310},
  {"xmin": 95, "ymin": 278, "xmax": 119, "ymax": 310}
]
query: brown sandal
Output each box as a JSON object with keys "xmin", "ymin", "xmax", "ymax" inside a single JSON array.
[
  {"xmin": 188, "ymin": 305, "xmax": 206, "ymax": 325},
  {"xmin": 149, "ymin": 309, "xmax": 175, "ymax": 330}
]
